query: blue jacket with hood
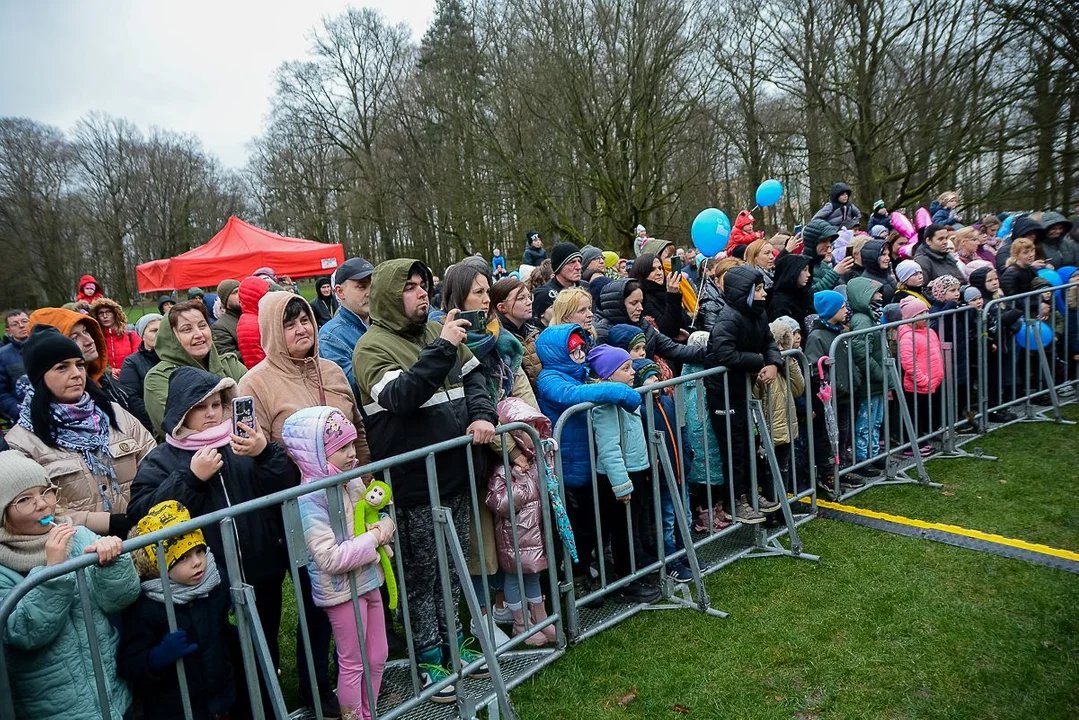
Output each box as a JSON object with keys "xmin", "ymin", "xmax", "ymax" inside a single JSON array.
[{"xmin": 534, "ymin": 324, "xmax": 641, "ymax": 488}]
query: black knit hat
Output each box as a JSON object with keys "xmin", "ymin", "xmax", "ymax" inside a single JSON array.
[
  {"xmin": 22, "ymin": 325, "xmax": 82, "ymax": 386},
  {"xmin": 551, "ymin": 242, "xmax": 583, "ymax": 274}
]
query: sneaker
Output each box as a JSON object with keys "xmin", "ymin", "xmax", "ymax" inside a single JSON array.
[
  {"xmin": 470, "ymin": 615, "xmax": 512, "ymax": 647},
  {"xmin": 988, "ymin": 409, "xmax": 1017, "ymax": 423},
  {"xmin": 667, "ymin": 562, "xmax": 694, "ymax": 583},
  {"xmin": 919, "ymin": 443, "xmax": 935, "ymax": 456},
  {"xmin": 420, "ymin": 663, "xmax": 456, "ymax": 704},
  {"xmin": 734, "ymin": 496, "xmax": 766, "ymax": 524},
  {"xmin": 491, "ymin": 603, "xmax": 515, "ymax": 625},
  {"xmin": 458, "ymin": 637, "xmax": 491, "ymax": 679},
  {"xmin": 842, "ymin": 475, "xmax": 867, "ymax": 488},
  {"xmin": 712, "ymin": 510, "xmax": 733, "ymax": 531},
  {"xmin": 612, "ymin": 579, "xmax": 662, "ymax": 604},
  {"xmin": 757, "ymin": 496, "xmax": 780, "ymax": 513}
]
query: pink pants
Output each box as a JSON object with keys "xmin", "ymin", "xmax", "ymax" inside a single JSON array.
[{"xmin": 325, "ymin": 589, "xmax": 388, "ymax": 719}]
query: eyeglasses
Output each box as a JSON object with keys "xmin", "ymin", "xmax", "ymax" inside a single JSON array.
[{"xmin": 8, "ymin": 487, "xmax": 59, "ymax": 515}]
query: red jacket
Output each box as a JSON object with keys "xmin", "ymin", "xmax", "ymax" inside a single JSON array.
[
  {"xmin": 728, "ymin": 210, "xmax": 763, "ymax": 248},
  {"xmin": 76, "ymin": 274, "xmax": 103, "ymax": 303},
  {"xmin": 236, "ymin": 276, "xmax": 271, "ymax": 369},
  {"xmin": 103, "ymin": 327, "xmax": 140, "ymax": 371}
]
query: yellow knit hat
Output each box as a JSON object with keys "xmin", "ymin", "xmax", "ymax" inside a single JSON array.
[{"xmin": 136, "ymin": 500, "xmax": 206, "ymax": 571}]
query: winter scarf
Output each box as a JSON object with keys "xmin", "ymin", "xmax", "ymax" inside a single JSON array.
[
  {"xmin": 432, "ymin": 311, "xmax": 521, "ymax": 399},
  {"xmin": 166, "ymin": 420, "xmax": 234, "ymax": 451},
  {"xmin": 0, "ymin": 516, "xmax": 73, "ymax": 573},
  {"xmin": 18, "ymin": 387, "xmax": 121, "ymax": 511},
  {"xmin": 140, "ymin": 549, "xmax": 221, "ymax": 604}
]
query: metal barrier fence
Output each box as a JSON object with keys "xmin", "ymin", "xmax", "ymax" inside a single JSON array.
[
  {"xmin": 553, "ymin": 349, "xmax": 820, "ymax": 643},
  {"xmin": 0, "ymin": 421, "xmax": 564, "ymax": 720},
  {"xmin": 822, "ymin": 278, "xmax": 1079, "ymax": 500}
]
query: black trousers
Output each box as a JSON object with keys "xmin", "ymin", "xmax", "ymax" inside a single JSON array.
[
  {"xmin": 707, "ymin": 388, "xmax": 752, "ymax": 497},
  {"xmin": 597, "ymin": 470, "xmax": 656, "ymax": 579}
]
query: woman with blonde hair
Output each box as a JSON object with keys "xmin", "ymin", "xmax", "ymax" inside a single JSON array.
[
  {"xmin": 550, "ymin": 287, "xmax": 596, "ymax": 336},
  {"xmin": 745, "ymin": 238, "xmax": 777, "ymax": 288}
]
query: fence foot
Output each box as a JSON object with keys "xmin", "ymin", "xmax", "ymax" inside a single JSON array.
[{"xmin": 742, "ymin": 536, "xmax": 821, "ymax": 563}]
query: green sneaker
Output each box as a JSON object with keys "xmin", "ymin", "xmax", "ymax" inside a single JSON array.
[
  {"xmin": 457, "ymin": 636, "xmax": 491, "ymax": 679},
  {"xmin": 419, "ymin": 662, "xmax": 456, "ymax": 704}
]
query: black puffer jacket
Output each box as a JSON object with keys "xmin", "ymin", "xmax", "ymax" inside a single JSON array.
[
  {"xmin": 767, "ymin": 254, "xmax": 814, "ymax": 338},
  {"xmin": 118, "ymin": 344, "xmax": 159, "ymax": 432},
  {"xmin": 914, "ymin": 244, "xmax": 963, "ymax": 285},
  {"xmin": 705, "ymin": 266, "xmax": 783, "ymax": 394},
  {"xmin": 693, "ymin": 277, "xmax": 725, "ymax": 332},
  {"xmin": 594, "ymin": 279, "xmax": 705, "ymax": 368},
  {"xmin": 640, "ymin": 279, "xmax": 686, "ymax": 339},
  {"xmin": 859, "ymin": 239, "xmax": 897, "ymax": 304},
  {"xmin": 128, "ymin": 367, "xmax": 298, "ymax": 586},
  {"xmin": 118, "ymin": 582, "xmax": 235, "ymax": 719}
]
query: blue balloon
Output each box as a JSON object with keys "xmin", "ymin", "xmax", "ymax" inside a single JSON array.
[
  {"xmin": 691, "ymin": 208, "xmax": 731, "ymax": 256},
  {"xmin": 1015, "ymin": 321, "xmax": 1054, "ymax": 350},
  {"xmin": 997, "ymin": 214, "xmax": 1014, "ymax": 239},
  {"xmin": 755, "ymin": 179, "xmax": 784, "ymax": 208},
  {"xmin": 1057, "ymin": 266, "xmax": 1077, "ymax": 282}
]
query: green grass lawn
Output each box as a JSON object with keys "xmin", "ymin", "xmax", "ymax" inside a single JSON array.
[
  {"xmin": 270, "ymin": 408, "xmax": 1079, "ymax": 718},
  {"xmin": 510, "ymin": 520, "xmax": 1078, "ymax": 720},
  {"xmin": 850, "ymin": 404, "xmax": 1079, "ymax": 551}
]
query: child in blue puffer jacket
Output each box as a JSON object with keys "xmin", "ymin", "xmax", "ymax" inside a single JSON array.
[{"xmin": 534, "ymin": 325, "xmax": 640, "ymax": 593}]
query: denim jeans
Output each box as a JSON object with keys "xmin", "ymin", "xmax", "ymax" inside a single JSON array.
[
  {"xmin": 855, "ymin": 396, "xmax": 885, "ymax": 462},
  {"xmin": 658, "ymin": 480, "xmax": 690, "ymax": 558}
]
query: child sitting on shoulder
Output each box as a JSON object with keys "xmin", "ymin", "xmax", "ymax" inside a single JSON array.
[{"xmin": 281, "ymin": 406, "xmax": 395, "ymax": 720}]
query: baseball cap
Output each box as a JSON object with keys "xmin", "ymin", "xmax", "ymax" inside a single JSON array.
[{"xmin": 334, "ymin": 257, "xmax": 375, "ymax": 285}]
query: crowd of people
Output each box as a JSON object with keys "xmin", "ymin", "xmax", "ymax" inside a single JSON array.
[{"xmin": 0, "ymin": 189, "xmax": 1078, "ymax": 720}]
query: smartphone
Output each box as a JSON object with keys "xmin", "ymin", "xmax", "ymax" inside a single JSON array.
[
  {"xmin": 458, "ymin": 310, "xmax": 487, "ymax": 332},
  {"xmin": 232, "ymin": 396, "xmax": 255, "ymax": 438},
  {"xmin": 670, "ymin": 256, "xmax": 683, "ymax": 274},
  {"xmin": 793, "ymin": 224, "xmax": 803, "ymax": 236}
]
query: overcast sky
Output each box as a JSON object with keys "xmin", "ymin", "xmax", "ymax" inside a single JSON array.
[{"xmin": 0, "ymin": 0, "xmax": 435, "ymax": 168}]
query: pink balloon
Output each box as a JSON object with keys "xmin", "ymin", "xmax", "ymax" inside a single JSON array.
[
  {"xmin": 891, "ymin": 212, "xmax": 916, "ymax": 240},
  {"xmin": 898, "ymin": 237, "xmax": 918, "ymax": 259},
  {"xmin": 916, "ymin": 207, "xmax": 932, "ymax": 229}
]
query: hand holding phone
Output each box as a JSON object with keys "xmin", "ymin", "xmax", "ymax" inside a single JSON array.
[
  {"xmin": 232, "ymin": 396, "xmax": 256, "ymax": 438},
  {"xmin": 458, "ymin": 310, "xmax": 487, "ymax": 333}
]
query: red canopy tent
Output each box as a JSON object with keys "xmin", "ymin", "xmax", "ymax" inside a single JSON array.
[{"xmin": 135, "ymin": 217, "xmax": 345, "ymax": 294}]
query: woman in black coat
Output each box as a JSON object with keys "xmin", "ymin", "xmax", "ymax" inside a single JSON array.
[
  {"xmin": 628, "ymin": 253, "xmax": 688, "ymax": 339},
  {"xmin": 594, "ymin": 279, "xmax": 705, "ymax": 373},
  {"xmin": 119, "ymin": 314, "xmax": 162, "ymax": 429},
  {"xmin": 311, "ymin": 276, "xmax": 338, "ymax": 327},
  {"xmin": 767, "ymin": 254, "xmax": 815, "ymax": 338}
]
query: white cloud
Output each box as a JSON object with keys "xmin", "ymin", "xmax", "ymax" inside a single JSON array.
[{"xmin": 0, "ymin": 0, "xmax": 434, "ymax": 168}]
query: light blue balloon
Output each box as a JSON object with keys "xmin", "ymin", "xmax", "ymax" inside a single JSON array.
[
  {"xmin": 1015, "ymin": 321, "xmax": 1054, "ymax": 350},
  {"xmin": 755, "ymin": 179, "xmax": 784, "ymax": 208},
  {"xmin": 1037, "ymin": 269, "xmax": 1062, "ymax": 287},
  {"xmin": 997, "ymin": 214, "xmax": 1014, "ymax": 239},
  {"xmin": 1056, "ymin": 266, "xmax": 1077, "ymax": 282},
  {"xmin": 691, "ymin": 208, "xmax": 731, "ymax": 256}
]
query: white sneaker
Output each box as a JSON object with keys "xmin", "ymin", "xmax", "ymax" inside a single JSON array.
[
  {"xmin": 491, "ymin": 603, "xmax": 515, "ymax": 625},
  {"xmin": 470, "ymin": 615, "xmax": 512, "ymax": 646}
]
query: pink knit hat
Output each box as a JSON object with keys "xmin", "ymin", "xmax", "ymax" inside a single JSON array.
[
  {"xmin": 899, "ymin": 296, "xmax": 929, "ymax": 320},
  {"xmin": 323, "ymin": 409, "xmax": 358, "ymax": 456}
]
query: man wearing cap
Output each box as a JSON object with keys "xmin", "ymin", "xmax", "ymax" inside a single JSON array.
[
  {"xmin": 532, "ymin": 242, "xmax": 583, "ymax": 324},
  {"xmin": 211, "ymin": 279, "xmax": 242, "ymax": 357},
  {"xmin": 580, "ymin": 245, "xmax": 606, "ymax": 283},
  {"xmin": 522, "ymin": 230, "xmax": 548, "ymax": 267},
  {"xmin": 319, "ymin": 257, "xmax": 375, "ymax": 397}
]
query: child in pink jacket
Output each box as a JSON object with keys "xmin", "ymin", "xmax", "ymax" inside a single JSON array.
[
  {"xmin": 281, "ymin": 406, "xmax": 395, "ymax": 720},
  {"xmin": 896, "ymin": 297, "xmax": 944, "ymax": 446}
]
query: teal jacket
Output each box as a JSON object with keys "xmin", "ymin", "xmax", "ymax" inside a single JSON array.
[
  {"xmin": 0, "ymin": 526, "xmax": 141, "ymax": 720},
  {"xmin": 591, "ymin": 402, "xmax": 649, "ymax": 497}
]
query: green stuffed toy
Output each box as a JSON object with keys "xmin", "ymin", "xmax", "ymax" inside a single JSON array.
[{"xmin": 355, "ymin": 479, "xmax": 398, "ymax": 610}]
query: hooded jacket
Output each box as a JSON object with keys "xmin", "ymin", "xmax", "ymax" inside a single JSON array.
[
  {"xmin": 752, "ymin": 320, "xmax": 805, "ymax": 445},
  {"xmin": 847, "ymin": 277, "xmax": 886, "ymax": 389},
  {"xmin": 484, "ymin": 397, "xmax": 553, "ymax": 574},
  {"xmin": 128, "ymin": 368, "xmax": 298, "ymax": 586},
  {"xmin": 211, "ymin": 305, "xmax": 241, "ymax": 358},
  {"xmin": 76, "ymin": 274, "xmax": 104, "ymax": 304},
  {"xmin": 867, "ymin": 210, "xmax": 892, "ymax": 234},
  {"xmin": 859, "ymin": 239, "xmax": 897, "ymax": 304},
  {"xmin": 728, "ymin": 210, "xmax": 761, "ymax": 248},
  {"xmin": 534, "ymin": 324, "xmax": 640, "ymax": 488},
  {"xmin": 593, "ymin": 279, "xmax": 705, "ymax": 367},
  {"xmin": 236, "ymin": 292, "xmax": 370, "ymax": 467},
  {"xmin": 801, "ymin": 219, "xmax": 843, "ymax": 291},
  {"xmin": 767, "ymin": 254, "xmax": 815, "ymax": 338},
  {"xmin": 353, "ymin": 258, "xmax": 499, "ymax": 508},
  {"xmin": 311, "ymin": 277, "xmax": 339, "ymax": 328},
  {"xmin": 704, "ymin": 266, "xmax": 783, "ymax": 394},
  {"xmin": 914, "ymin": 243, "xmax": 963, "ymax": 285},
  {"xmin": 280, "ymin": 407, "xmax": 384, "ymax": 608},
  {"xmin": 812, "ymin": 182, "xmax": 862, "ymax": 229},
  {"xmin": 1039, "ymin": 211, "xmax": 1079, "ymax": 268},
  {"xmin": 805, "ymin": 314, "xmax": 860, "ymax": 399},
  {"xmin": 897, "ymin": 324, "xmax": 943, "ymax": 394},
  {"xmin": 89, "ymin": 298, "xmax": 140, "ymax": 371},
  {"xmin": 142, "ymin": 313, "xmax": 246, "ymax": 439},
  {"xmin": 236, "ymin": 276, "xmax": 271, "ymax": 369},
  {"xmin": 0, "ymin": 526, "xmax": 140, "ymax": 720}
]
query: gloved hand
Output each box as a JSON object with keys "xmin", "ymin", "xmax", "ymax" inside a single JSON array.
[{"xmin": 149, "ymin": 629, "xmax": 198, "ymax": 671}]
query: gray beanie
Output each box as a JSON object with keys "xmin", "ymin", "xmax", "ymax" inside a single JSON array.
[
  {"xmin": 962, "ymin": 286, "xmax": 982, "ymax": 304},
  {"xmin": 0, "ymin": 451, "xmax": 51, "ymax": 513},
  {"xmin": 135, "ymin": 313, "xmax": 163, "ymax": 338},
  {"xmin": 580, "ymin": 245, "xmax": 604, "ymax": 271}
]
